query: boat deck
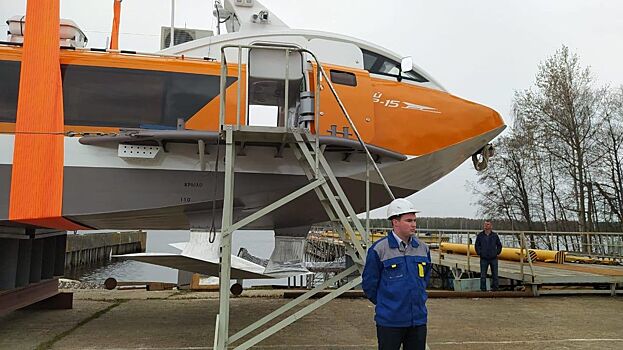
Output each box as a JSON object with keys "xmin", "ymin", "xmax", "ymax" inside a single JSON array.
[{"xmin": 431, "ymin": 250, "xmax": 623, "ymax": 295}]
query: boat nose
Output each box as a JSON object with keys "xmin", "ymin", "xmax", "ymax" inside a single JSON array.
[
  {"xmin": 490, "ymin": 107, "xmax": 505, "ymax": 129},
  {"xmin": 474, "ymin": 103, "xmax": 506, "ymax": 134}
]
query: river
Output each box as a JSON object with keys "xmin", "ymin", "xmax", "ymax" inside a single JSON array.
[{"xmin": 67, "ymin": 230, "xmax": 288, "ymax": 286}]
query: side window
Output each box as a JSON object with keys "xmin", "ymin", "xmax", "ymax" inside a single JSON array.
[
  {"xmin": 362, "ymin": 50, "xmax": 378, "ymax": 71},
  {"xmin": 0, "ymin": 60, "xmax": 20, "ymax": 122},
  {"xmin": 379, "ymin": 60, "xmax": 400, "ymax": 75},
  {"xmin": 60, "ymin": 64, "xmax": 228, "ymax": 128},
  {"xmin": 330, "ymin": 70, "xmax": 357, "ymax": 87},
  {"xmin": 361, "ymin": 49, "xmax": 428, "ymax": 83}
]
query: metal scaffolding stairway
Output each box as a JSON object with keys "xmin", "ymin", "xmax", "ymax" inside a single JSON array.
[
  {"xmin": 212, "ymin": 43, "xmax": 396, "ymax": 349},
  {"xmin": 214, "ymin": 126, "xmax": 369, "ymax": 349}
]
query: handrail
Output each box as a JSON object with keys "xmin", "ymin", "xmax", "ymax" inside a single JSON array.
[
  {"xmin": 313, "ymin": 62, "xmax": 395, "ymax": 200},
  {"xmin": 218, "ymin": 44, "xmax": 395, "ymax": 200},
  {"xmin": 312, "ymin": 225, "xmax": 623, "ymax": 237},
  {"xmin": 520, "ymin": 232, "xmax": 535, "ymax": 280},
  {"xmin": 311, "ymin": 225, "xmax": 623, "ymax": 261},
  {"xmin": 415, "ymin": 228, "xmax": 623, "ymax": 236}
]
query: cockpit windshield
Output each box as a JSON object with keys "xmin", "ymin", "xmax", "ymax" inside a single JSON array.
[{"xmin": 362, "ymin": 49, "xmax": 428, "ymax": 83}]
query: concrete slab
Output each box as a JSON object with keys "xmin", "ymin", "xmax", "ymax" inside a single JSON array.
[
  {"xmin": 0, "ymin": 290, "xmax": 621, "ymax": 349},
  {"xmin": 0, "ymin": 300, "xmax": 113, "ymax": 350},
  {"xmin": 427, "ymin": 296, "xmax": 623, "ymax": 350},
  {"xmin": 50, "ymin": 298, "xmax": 378, "ymax": 349}
]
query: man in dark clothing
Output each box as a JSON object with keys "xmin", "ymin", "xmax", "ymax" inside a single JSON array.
[{"xmin": 474, "ymin": 220, "xmax": 502, "ymax": 291}]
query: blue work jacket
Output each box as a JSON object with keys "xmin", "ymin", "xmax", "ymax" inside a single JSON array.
[{"xmin": 362, "ymin": 232, "xmax": 431, "ymax": 327}]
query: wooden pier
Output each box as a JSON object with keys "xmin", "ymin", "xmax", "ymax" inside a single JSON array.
[
  {"xmin": 305, "ymin": 227, "xmax": 623, "ymax": 296},
  {"xmin": 65, "ymin": 231, "xmax": 146, "ymax": 269},
  {"xmin": 432, "ymin": 250, "xmax": 623, "ymax": 296}
]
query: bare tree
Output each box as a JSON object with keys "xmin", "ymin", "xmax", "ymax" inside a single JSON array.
[
  {"xmin": 475, "ymin": 46, "xmax": 619, "ymax": 238},
  {"xmin": 514, "ymin": 46, "xmax": 606, "ymax": 236},
  {"xmin": 593, "ymin": 87, "xmax": 623, "ymax": 229}
]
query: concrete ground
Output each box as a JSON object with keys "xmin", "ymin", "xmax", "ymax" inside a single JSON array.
[{"xmin": 0, "ymin": 289, "xmax": 622, "ymax": 350}]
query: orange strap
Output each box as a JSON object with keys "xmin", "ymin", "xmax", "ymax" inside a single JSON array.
[
  {"xmin": 110, "ymin": 0, "xmax": 122, "ymax": 50},
  {"xmin": 9, "ymin": 0, "xmax": 87, "ymax": 231}
]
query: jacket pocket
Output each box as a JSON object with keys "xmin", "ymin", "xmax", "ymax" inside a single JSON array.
[{"xmin": 383, "ymin": 260, "xmax": 405, "ymax": 281}]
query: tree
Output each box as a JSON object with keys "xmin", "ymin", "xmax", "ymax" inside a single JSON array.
[
  {"xmin": 475, "ymin": 46, "xmax": 619, "ymax": 239},
  {"xmin": 593, "ymin": 87, "xmax": 623, "ymax": 229}
]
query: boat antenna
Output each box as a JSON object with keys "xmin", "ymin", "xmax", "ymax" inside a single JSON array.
[
  {"xmin": 214, "ymin": 1, "xmax": 222, "ymax": 35},
  {"xmin": 213, "ymin": 1, "xmax": 232, "ymax": 35},
  {"xmin": 170, "ymin": 0, "xmax": 175, "ymax": 48}
]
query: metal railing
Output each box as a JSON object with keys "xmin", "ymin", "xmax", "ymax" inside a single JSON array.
[
  {"xmin": 412, "ymin": 228, "xmax": 623, "ymax": 260},
  {"xmin": 217, "ymin": 44, "xmax": 395, "ymax": 204},
  {"xmin": 309, "ymin": 225, "xmax": 623, "ymax": 263}
]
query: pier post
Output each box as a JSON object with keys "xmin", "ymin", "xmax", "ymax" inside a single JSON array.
[{"xmin": 54, "ymin": 235, "xmax": 66, "ymax": 276}]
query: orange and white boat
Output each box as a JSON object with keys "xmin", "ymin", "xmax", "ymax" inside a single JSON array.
[{"xmin": 0, "ymin": 0, "xmax": 505, "ymax": 237}]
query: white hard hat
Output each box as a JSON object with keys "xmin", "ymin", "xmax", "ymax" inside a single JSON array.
[{"xmin": 387, "ymin": 198, "xmax": 419, "ymax": 219}]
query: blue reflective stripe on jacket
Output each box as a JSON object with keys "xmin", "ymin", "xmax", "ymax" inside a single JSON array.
[{"xmin": 362, "ymin": 232, "xmax": 431, "ymax": 327}]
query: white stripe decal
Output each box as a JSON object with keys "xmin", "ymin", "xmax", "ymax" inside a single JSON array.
[{"xmin": 430, "ymin": 338, "xmax": 623, "ymax": 345}]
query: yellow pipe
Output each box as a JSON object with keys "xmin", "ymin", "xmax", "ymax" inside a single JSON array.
[
  {"xmin": 565, "ymin": 254, "xmax": 597, "ymax": 264},
  {"xmin": 440, "ymin": 243, "xmax": 567, "ymax": 263}
]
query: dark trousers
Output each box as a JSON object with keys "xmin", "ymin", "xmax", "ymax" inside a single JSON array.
[
  {"xmin": 377, "ymin": 325, "xmax": 427, "ymax": 350},
  {"xmin": 480, "ymin": 258, "xmax": 499, "ymax": 290}
]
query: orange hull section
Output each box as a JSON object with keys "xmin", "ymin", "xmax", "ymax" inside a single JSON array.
[
  {"xmin": 0, "ymin": 45, "xmax": 503, "ymax": 158},
  {"xmin": 8, "ymin": 0, "xmax": 85, "ymax": 230}
]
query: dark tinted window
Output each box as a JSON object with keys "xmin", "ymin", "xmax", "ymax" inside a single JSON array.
[
  {"xmin": 330, "ymin": 70, "xmax": 357, "ymax": 87},
  {"xmin": 61, "ymin": 65, "xmax": 234, "ymax": 128},
  {"xmin": 361, "ymin": 49, "xmax": 428, "ymax": 83},
  {"xmin": 0, "ymin": 60, "xmax": 20, "ymax": 122},
  {"xmin": 0, "ymin": 61, "xmax": 235, "ymax": 128}
]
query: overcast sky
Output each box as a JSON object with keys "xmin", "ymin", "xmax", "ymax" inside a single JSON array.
[{"xmin": 2, "ymin": 0, "xmax": 622, "ymax": 218}]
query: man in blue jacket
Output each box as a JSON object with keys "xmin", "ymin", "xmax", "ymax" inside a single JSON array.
[
  {"xmin": 474, "ymin": 220, "xmax": 502, "ymax": 291},
  {"xmin": 362, "ymin": 198, "xmax": 431, "ymax": 350}
]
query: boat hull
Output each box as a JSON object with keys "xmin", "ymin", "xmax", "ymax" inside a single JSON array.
[{"xmin": 0, "ymin": 126, "xmax": 503, "ymax": 234}]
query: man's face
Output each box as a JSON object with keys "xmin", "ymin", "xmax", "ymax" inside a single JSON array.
[
  {"xmin": 393, "ymin": 213, "xmax": 417, "ymax": 236},
  {"xmin": 484, "ymin": 221, "xmax": 493, "ymax": 231}
]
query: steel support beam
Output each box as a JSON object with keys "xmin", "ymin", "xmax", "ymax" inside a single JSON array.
[
  {"xmin": 42, "ymin": 237, "xmax": 56, "ymax": 280},
  {"xmin": 0, "ymin": 278, "xmax": 59, "ymax": 315},
  {"xmin": 234, "ymin": 276, "xmax": 363, "ymax": 350},
  {"xmin": 54, "ymin": 234, "xmax": 67, "ymax": 276},
  {"xmin": 289, "ymin": 143, "xmax": 363, "ymax": 268},
  {"xmin": 29, "ymin": 239, "xmax": 43, "ymax": 284},
  {"xmin": 229, "ymin": 265, "xmax": 358, "ymax": 343},
  {"xmin": 0, "ymin": 239, "xmax": 19, "ymax": 290},
  {"xmin": 15, "ymin": 239, "xmax": 32, "ymax": 288},
  {"xmin": 228, "ymin": 178, "xmax": 326, "ymax": 232},
  {"xmin": 293, "ymin": 132, "xmax": 367, "ymax": 263},
  {"xmin": 216, "ymin": 127, "xmax": 235, "ymax": 350}
]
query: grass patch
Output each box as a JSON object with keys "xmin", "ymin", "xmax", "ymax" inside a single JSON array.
[{"xmin": 35, "ymin": 300, "xmax": 126, "ymax": 350}]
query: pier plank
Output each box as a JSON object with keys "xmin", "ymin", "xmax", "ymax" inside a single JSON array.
[{"xmin": 431, "ymin": 251, "xmax": 623, "ymax": 286}]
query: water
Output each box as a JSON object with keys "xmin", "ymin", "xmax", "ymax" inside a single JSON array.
[{"xmin": 71, "ymin": 230, "xmax": 287, "ymax": 286}]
